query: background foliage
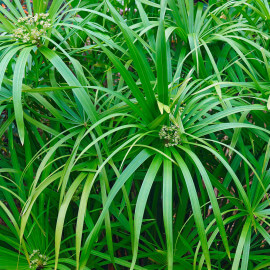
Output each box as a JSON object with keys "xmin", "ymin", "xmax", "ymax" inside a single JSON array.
[{"xmin": 1, "ymin": 0, "xmax": 270, "ymax": 269}]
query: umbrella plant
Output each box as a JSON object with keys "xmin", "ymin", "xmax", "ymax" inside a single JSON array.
[{"xmin": 0, "ymin": 0, "xmax": 270, "ymax": 269}]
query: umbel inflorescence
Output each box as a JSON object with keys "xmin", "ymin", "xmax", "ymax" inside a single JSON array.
[
  {"xmin": 29, "ymin": 250, "xmax": 49, "ymax": 269},
  {"xmin": 159, "ymin": 124, "xmax": 181, "ymax": 147},
  {"xmin": 12, "ymin": 13, "xmax": 51, "ymax": 44}
]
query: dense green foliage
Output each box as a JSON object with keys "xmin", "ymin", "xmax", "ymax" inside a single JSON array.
[{"xmin": 1, "ymin": 0, "xmax": 270, "ymax": 269}]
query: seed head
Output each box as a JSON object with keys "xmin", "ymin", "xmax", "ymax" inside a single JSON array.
[
  {"xmin": 159, "ymin": 124, "xmax": 181, "ymax": 147},
  {"xmin": 29, "ymin": 250, "xmax": 49, "ymax": 269},
  {"xmin": 12, "ymin": 13, "xmax": 51, "ymax": 44}
]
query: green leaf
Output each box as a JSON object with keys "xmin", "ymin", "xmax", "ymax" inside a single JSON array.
[
  {"xmin": 163, "ymin": 149, "xmax": 173, "ymax": 270},
  {"xmin": 80, "ymin": 149, "xmax": 153, "ymax": 268},
  {"xmin": 156, "ymin": 19, "xmax": 168, "ymax": 105},
  {"xmin": 171, "ymin": 148, "xmax": 211, "ymax": 270},
  {"xmin": 13, "ymin": 46, "xmax": 34, "ymax": 144},
  {"xmin": 130, "ymin": 154, "xmax": 162, "ymax": 270}
]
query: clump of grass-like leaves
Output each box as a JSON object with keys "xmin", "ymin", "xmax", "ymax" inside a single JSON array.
[{"xmin": 0, "ymin": 0, "xmax": 270, "ymax": 269}]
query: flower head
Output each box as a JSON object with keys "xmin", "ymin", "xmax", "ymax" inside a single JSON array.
[
  {"xmin": 159, "ymin": 124, "xmax": 181, "ymax": 147},
  {"xmin": 29, "ymin": 250, "xmax": 49, "ymax": 269},
  {"xmin": 179, "ymin": 103, "xmax": 186, "ymax": 113},
  {"xmin": 12, "ymin": 13, "xmax": 51, "ymax": 44}
]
